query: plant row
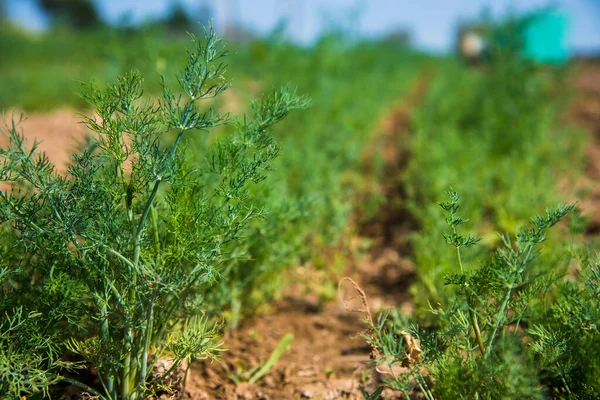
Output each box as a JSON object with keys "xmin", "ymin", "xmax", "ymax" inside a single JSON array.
[{"xmin": 359, "ymin": 33, "xmax": 599, "ymax": 399}]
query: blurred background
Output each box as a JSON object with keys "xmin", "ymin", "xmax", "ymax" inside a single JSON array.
[
  {"xmin": 0, "ymin": 1, "xmax": 599, "ymax": 113},
  {"xmin": 2, "ymin": 1, "xmax": 600, "ymax": 53}
]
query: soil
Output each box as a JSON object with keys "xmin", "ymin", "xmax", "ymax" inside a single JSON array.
[
  {"xmin": 0, "ymin": 109, "xmax": 89, "ymax": 172},
  {"xmin": 568, "ymin": 61, "xmax": 600, "ymax": 232}
]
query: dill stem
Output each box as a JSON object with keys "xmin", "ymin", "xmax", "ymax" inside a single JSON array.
[
  {"xmin": 150, "ymin": 204, "xmax": 160, "ymax": 257},
  {"xmin": 140, "ymin": 303, "xmax": 154, "ymax": 389},
  {"xmin": 124, "ymin": 129, "xmax": 184, "ymax": 399},
  {"xmin": 56, "ymin": 376, "xmax": 106, "ymax": 399},
  {"xmin": 455, "ymin": 243, "xmax": 485, "ymax": 355},
  {"xmin": 121, "ymin": 322, "xmax": 133, "ymax": 399},
  {"xmin": 561, "ymin": 375, "xmax": 573, "ymax": 397},
  {"xmin": 135, "ymin": 128, "xmax": 184, "ymax": 264},
  {"xmin": 179, "ymin": 362, "xmax": 192, "ymax": 400},
  {"xmin": 455, "ymin": 241, "xmax": 486, "ymax": 355},
  {"xmin": 416, "ymin": 373, "xmax": 435, "ymax": 400},
  {"xmin": 455, "ymin": 238, "xmax": 464, "ymax": 274},
  {"xmin": 153, "ymin": 356, "xmax": 183, "ymax": 384},
  {"xmin": 486, "ymin": 286, "xmax": 513, "ymax": 358},
  {"xmin": 100, "ymin": 304, "xmax": 115, "ymax": 397}
]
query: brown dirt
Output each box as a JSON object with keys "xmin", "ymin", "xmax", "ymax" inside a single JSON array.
[
  {"xmin": 0, "ymin": 85, "xmax": 254, "ymax": 175},
  {"xmin": 567, "ymin": 62, "xmax": 600, "ymax": 232},
  {"xmin": 184, "ymin": 78, "xmax": 430, "ymax": 400},
  {"xmin": 0, "ymin": 108, "xmax": 90, "ymax": 172},
  {"xmin": 183, "ymin": 252, "xmax": 417, "ymax": 400}
]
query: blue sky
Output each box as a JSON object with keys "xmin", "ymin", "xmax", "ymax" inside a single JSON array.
[{"xmin": 5, "ymin": 0, "xmax": 600, "ymax": 53}]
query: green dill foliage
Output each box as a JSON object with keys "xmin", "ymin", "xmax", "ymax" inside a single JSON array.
[
  {"xmin": 194, "ymin": 37, "xmax": 425, "ymax": 325},
  {"xmin": 440, "ymin": 189, "xmax": 482, "ymax": 258},
  {"xmin": 361, "ymin": 191, "xmax": 600, "ymax": 399},
  {"xmin": 403, "ymin": 15, "xmax": 584, "ymax": 319},
  {"xmin": 0, "ymin": 306, "xmax": 83, "ymax": 398},
  {"xmin": 529, "ymin": 248, "xmax": 600, "ymax": 398},
  {"xmin": 0, "ymin": 26, "xmax": 306, "ymax": 399}
]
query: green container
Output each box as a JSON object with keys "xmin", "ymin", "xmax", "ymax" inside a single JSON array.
[{"xmin": 522, "ymin": 9, "xmax": 569, "ymax": 64}]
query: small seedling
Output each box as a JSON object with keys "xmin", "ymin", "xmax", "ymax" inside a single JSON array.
[
  {"xmin": 360, "ymin": 386, "xmax": 384, "ymax": 400},
  {"xmin": 230, "ymin": 333, "xmax": 294, "ymax": 384}
]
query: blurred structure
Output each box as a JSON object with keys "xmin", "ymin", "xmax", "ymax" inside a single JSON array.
[
  {"xmin": 522, "ymin": 9, "xmax": 569, "ymax": 64},
  {"xmin": 458, "ymin": 29, "xmax": 486, "ymax": 65},
  {"xmin": 457, "ymin": 7, "xmax": 570, "ymax": 66}
]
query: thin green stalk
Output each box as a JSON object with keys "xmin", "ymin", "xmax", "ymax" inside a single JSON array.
[
  {"xmin": 487, "ymin": 230, "xmax": 537, "ymax": 358},
  {"xmin": 123, "ymin": 166, "xmax": 139, "ymax": 400},
  {"xmin": 121, "ymin": 123, "xmax": 182, "ymax": 399},
  {"xmin": 145, "ymin": 262, "xmax": 207, "ymax": 382},
  {"xmin": 150, "ymin": 204, "xmax": 160, "ymax": 257},
  {"xmin": 133, "ymin": 180, "xmax": 159, "ymax": 267},
  {"xmin": 415, "ymin": 373, "xmax": 435, "ymax": 400},
  {"xmin": 146, "ymin": 296, "xmax": 182, "ymax": 376},
  {"xmin": 486, "ymin": 285, "xmax": 513, "ymax": 358},
  {"xmin": 560, "ymin": 375, "xmax": 573, "ymax": 398},
  {"xmin": 96, "ymin": 377, "xmax": 113, "ymax": 400},
  {"xmin": 248, "ymin": 333, "xmax": 293, "ymax": 384},
  {"xmin": 455, "ymin": 231, "xmax": 464, "ymax": 274},
  {"xmin": 56, "ymin": 375, "xmax": 106, "ymax": 399},
  {"xmin": 100, "ymin": 303, "xmax": 115, "ymax": 398},
  {"xmin": 90, "ymin": 268, "xmax": 126, "ymax": 309},
  {"xmin": 456, "ymin": 245, "xmax": 485, "ymax": 355},
  {"xmin": 178, "ymin": 362, "xmax": 192, "ymax": 400},
  {"xmin": 132, "ymin": 128, "xmax": 185, "ymax": 282},
  {"xmin": 139, "ymin": 302, "xmax": 154, "ymax": 386},
  {"xmin": 122, "ymin": 270, "xmax": 138, "ymax": 399},
  {"xmin": 128, "ymin": 207, "xmax": 137, "ymax": 241},
  {"xmin": 514, "ymin": 312, "xmax": 524, "ymax": 334},
  {"xmin": 121, "ymin": 328, "xmax": 133, "ymax": 399},
  {"xmin": 106, "ymin": 247, "xmax": 136, "ymax": 269},
  {"xmin": 152, "ymin": 356, "xmax": 183, "ymax": 384}
]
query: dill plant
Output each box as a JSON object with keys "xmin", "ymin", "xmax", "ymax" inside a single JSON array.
[
  {"xmin": 528, "ymin": 247, "xmax": 600, "ymax": 397},
  {"xmin": 360, "ymin": 191, "xmax": 600, "ymax": 398},
  {"xmin": 0, "ymin": 26, "xmax": 307, "ymax": 399}
]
